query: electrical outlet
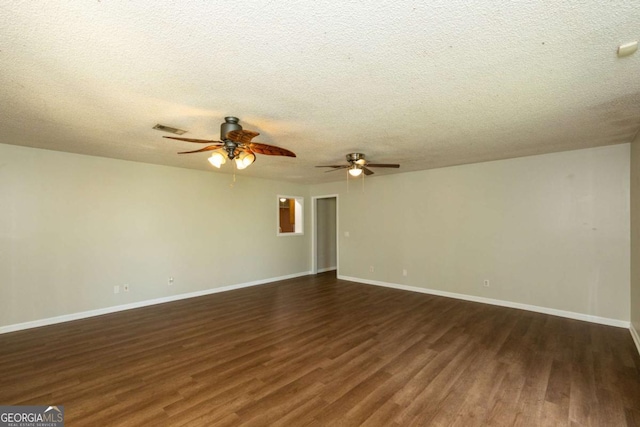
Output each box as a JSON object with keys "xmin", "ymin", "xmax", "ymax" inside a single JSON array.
[
  {"xmin": 483, "ymin": 279, "xmax": 490, "ymax": 287},
  {"xmin": 114, "ymin": 285, "xmax": 120, "ymax": 294},
  {"xmin": 123, "ymin": 284, "xmax": 130, "ymax": 292},
  {"xmin": 370, "ymin": 265, "xmax": 374, "ymax": 272},
  {"xmin": 402, "ymin": 269, "xmax": 408, "ymax": 277},
  {"xmin": 168, "ymin": 277, "xmax": 174, "ymax": 286}
]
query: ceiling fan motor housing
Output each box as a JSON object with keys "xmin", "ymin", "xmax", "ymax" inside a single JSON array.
[
  {"xmin": 221, "ymin": 116, "xmax": 242, "ymax": 141},
  {"xmin": 347, "ymin": 153, "xmax": 366, "ymax": 165}
]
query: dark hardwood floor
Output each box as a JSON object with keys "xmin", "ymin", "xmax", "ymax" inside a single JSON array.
[{"xmin": 1, "ymin": 272, "xmax": 639, "ymax": 426}]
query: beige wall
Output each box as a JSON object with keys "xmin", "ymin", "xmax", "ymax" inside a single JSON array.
[
  {"xmin": 1, "ymin": 142, "xmax": 632, "ymax": 329},
  {"xmin": 0, "ymin": 144, "xmax": 310, "ymax": 328},
  {"xmin": 631, "ymin": 134, "xmax": 640, "ymax": 333},
  {"xmin": 311, "ymin": 144, "xmax": 630, "ymax": 322}
]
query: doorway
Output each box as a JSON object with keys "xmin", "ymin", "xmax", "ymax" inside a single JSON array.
[{"xmin": 312, "ymin": 195, "xmax": 338, "ymax": 274}]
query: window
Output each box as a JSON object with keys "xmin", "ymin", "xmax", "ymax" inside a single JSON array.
[{"xmin": 277, "ymin": 196, "xmax": 303, "ymax": 236}]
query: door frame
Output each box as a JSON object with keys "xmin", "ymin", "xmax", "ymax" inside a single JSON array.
[{"xmin": 311, "ymin": 194, "xmax": 339, "ymax": 274}]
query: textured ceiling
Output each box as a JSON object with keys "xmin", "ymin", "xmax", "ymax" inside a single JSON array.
[{"xmin": 1, "ymin": 1, "xmax": 639, "ymax": 184}]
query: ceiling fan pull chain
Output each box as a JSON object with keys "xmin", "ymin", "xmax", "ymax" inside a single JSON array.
[
  {"xmin": 230, "ymin": 161, "xmax": 237, "ymax": 188},
  {"xmin": 346, "ymin": 169, "xmax": 350, "ymax": 193}
]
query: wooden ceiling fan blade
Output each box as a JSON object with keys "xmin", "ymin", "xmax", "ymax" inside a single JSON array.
[
  {"xmin": 164, "ymin": 136, "xmax": 222, "ymax": 144},
  {"xmin": 362, "ymin": 167, "xmax": 374, "ymax": 175},
  {"xmin": 366, "ymin": 164, "xmax": 400, "ymax": 168},
  {"xmin": 248, "ymin": 142, "xmax": 296, "ymax": 157},
  {"xmin": 227, "ymin": 130, "xmax": 260, "ymax": 144},
  {"xmin": 177, "ymin": 145, "xmax": 222, "ymax": 154},
  {"xmin": 315, "ymin": 165, "xmax": 347, "ymax": 168}
]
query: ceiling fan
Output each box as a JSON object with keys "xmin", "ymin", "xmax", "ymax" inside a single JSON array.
[
  {"xmin": 164, "ymin": 117, "xmax": 296, "ymax": 169},
  {"xmin": 316, "ymin": 153, "xmax": 400, "ymax": 177}
]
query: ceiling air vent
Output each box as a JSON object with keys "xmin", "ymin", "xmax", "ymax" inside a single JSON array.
[{"xmin": 153, "ymin": 124, "xmax": 187, "ymax": 135}]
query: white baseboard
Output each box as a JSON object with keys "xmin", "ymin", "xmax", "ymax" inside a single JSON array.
[
  {"xmin": 4, "ymin": 272, "xmax": 632, "ymax": 337},
  {"xmin": 0, "ymin": 271, "xmax": 311, "ymax": 335},
  {"xmin": 338, "ymin": 275, "xmax": 630, "ymax": 329},
  {"xmin": 631, "ymin": 323, "xmax": 640, "ymax": 357},
  {"xmin": 317, "ymin": 266, "xmax": 337, "ymax": 273}
]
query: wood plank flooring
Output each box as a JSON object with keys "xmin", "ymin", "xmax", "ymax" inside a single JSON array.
[{"xmin": 1, "ymin": 272, "xmax": 639, "ymax": 426}]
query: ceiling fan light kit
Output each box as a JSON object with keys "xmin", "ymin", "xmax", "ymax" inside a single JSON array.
[
  {"xmin": 207, "ymin": 150, "xmax": 227, "ymax": 168},
  {"xmin": 234, "ymin": 150, "xmax": 256, "ymax": 169},
  {"xmin": 165, "ymin": 116, "xmax": 295, "ymax": 170},
  {"xmin": 348, "ymin": 165, "xmax": 363, "ymax": 177}
]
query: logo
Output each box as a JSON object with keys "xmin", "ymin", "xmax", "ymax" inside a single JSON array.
[{"xmin": 0, "ymin": 405, "xmax": 64, "ymax": 427}]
